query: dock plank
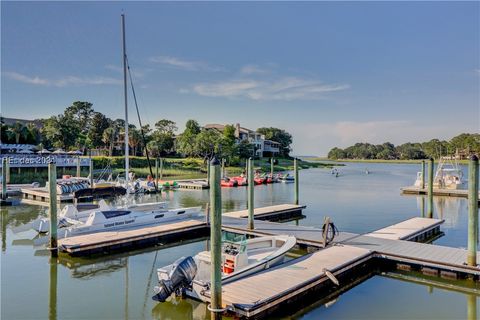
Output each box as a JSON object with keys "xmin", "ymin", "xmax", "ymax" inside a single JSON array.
[
  {"xmin": 215, "ymin": 245, "xmax": 371, "ymax": 311},
  {"xmin": 223, "ymin": 204, "xmax": 306, "ymax": 219}
]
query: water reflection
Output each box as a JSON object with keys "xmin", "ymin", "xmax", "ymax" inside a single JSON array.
[
  {"xmin": 152, "ymin": 297, "xmax": 209, "ymax": 320},
  {"xmin": 2, "ymin": 162, "xmax": 478, "ymax": 319},
  {"xmin": 49, "ymin": 257, "xmax": 57, "ymax": 320},
  {"xmin": 415, "ymin": 195, "xmax": 466, "ymax": 228}
]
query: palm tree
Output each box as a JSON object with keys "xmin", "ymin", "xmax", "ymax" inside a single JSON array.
[
  {"xmin": 128, "ymin": 129, "xmax": 142, "ymax": 156},
  {"xmin": 25, "ymin": 122, "xmax": 39, "ymax": 144},
  {"xmin": 102, "ymin": 127, "xmax": 118, "ymax": 156},
  {"xmin": 7, "ymin": 122, "xmax": 28, "ymax": 144}
]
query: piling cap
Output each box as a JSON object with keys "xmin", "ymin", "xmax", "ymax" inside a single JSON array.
[
  {"xmin": 471, "ymin": 155, "xmax": 479, "ymax": 161},
  {"xmin": 210, "ymin": 156, "xmax": 220, "ymax": 166},
  {"xmin": 429, "ymin": 157, "xmax": 434, "ymax": 162}
]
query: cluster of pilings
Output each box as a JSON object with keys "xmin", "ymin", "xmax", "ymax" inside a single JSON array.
[{"xmin": 421, "ymin": 157, "xmax": 479, "ymax": 267}]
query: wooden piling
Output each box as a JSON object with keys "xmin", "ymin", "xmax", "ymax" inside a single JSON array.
[
  {"xmin": 427, "ymin": 158, "xmax": 434, "ymax": 218},
  {"xmin": 5, "ymin": 160, "xmax": 10, "ymax": 184},
  {"xmin": 2, "ymin": 158, "xmax": 7, "ymax": 200},
  {"xmin": 159, "ymin": 158, "xmax": 164, "ymax": 180},
  {"xmin": 248, "ymin": 158, "xmax": 254, "ymax": 230},
  {"xmin": 155, "ymin": 158, "xmax": 159, "ymax": 185},
  {"xmin": 221, "ymin": 158, "xmax": 225, "ymax": 178},
  {"xmin": 206, "ymin": 161, "xmax": 210, "ymax": 187},
  {"xmin": 48, "ymin": 163, "xmax": 58, "ymax": 257},
  {"xmin": 209, "ymin": 158, "xmax": 222, "ymax": 319},
  {"xmin": 76, "ymin": 156, "xmax": 81, "ymax": 177},
  {"xmin": 421, "ymin": 160, "xmax": 425, "ymax": 189},
  {"xmin": 89, "ymin": 158, "xmax": 94, "ymax": 187},
  {"xmin": 467, "ymin": 155, "xmax": 478, "ymax": 267},
  {"xmin": 271, "ymin": 157, "xmax": 274, "ymax": 177},
  {"xmin": 294, "ymin": 158, "xmax": 299, "ymax": 205}
]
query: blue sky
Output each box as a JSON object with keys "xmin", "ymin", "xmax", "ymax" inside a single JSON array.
[{"xmin": 1, "ymin": 1, "xmax": 479, "ymax": 155}]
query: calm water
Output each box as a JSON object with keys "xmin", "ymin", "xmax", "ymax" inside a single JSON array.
[{"xmin": 1, "ymin": 162, "xmax": 479, "ymax": 319}]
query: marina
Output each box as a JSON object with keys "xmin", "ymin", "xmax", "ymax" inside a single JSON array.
[
  {"xmin": 2, "ymin": 161, "xmax": 479, "ymax": 319},
  {"xmin": 1, "ymin": 3, "xmax": 479, "ymax": 319}
]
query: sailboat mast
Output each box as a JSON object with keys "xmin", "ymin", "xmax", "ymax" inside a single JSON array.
[{"xmin": 121, "ymin": 13, "xmax": 129, "ymax": 181}]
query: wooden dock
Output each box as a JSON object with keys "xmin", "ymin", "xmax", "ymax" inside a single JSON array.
[
  {"xmin": 59, "ymin": 218, "xmax": 208, "ymax": 255},
  {"xmin": 176, "ymin": 179, "xmax": 209, "ymax": 190},
  {"xmin": 21, "ymin": 187, "xmax": 74, "ymax": 202},
  {"xmin": 223, "ymin": 204, "xmax": 305, "ymax": 221},
  {"xmin": 401, "ymin": 186, "xmax": 480, "ymax": 202},
  {"xmin": 205, "ymin": 245, "xmax": 372, "ymax": 318},
  {"xmin": 57, "ymin": 204, "xmax": 306, "ymax": 255},
  {"xmin": 204, "ymin": 217, "xmax": 480, "ymax": 318}
]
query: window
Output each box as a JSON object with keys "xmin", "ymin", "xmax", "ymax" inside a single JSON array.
[
  {"xmin": 155, "ymin": 214, "xmax": 164, "ymax": 219},
  {"xmin": 101, "ymin": 210, "xmax": 131, "ymax": 219},
  {"xmin": 177, "ymin": 211, "xmax": 186, "ymax": 215}
]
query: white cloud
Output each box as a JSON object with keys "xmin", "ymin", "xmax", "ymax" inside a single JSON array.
[
  {"xmin": 240, "ymin": 64, "xmax": 268, "ymax": 75},
  {"xmin": 149, "ymin": 55, "xmax": 223, "ymax": 72},
  {"xmin": 191, "ymin": 77, "xmax": 349, "ymax": 101},
  {"xmin": 3, "ymin": 72, "xmax": 49, "ymax": 85},
  {"xmin": 3, "ymin": 71, "xmax": 121, "ymax": 87}
]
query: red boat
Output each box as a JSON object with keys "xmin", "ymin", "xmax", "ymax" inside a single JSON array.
[
  {"xmin": 231, "ymin": 176, "xmax": 248, "ymax": 186},
  {"xmin": 254, "ymin": 177, "xmax": 266, "ymax": 185},
  {"xmin": 221, "ymin": 178, "xmax": 238, "ymax": 187}
]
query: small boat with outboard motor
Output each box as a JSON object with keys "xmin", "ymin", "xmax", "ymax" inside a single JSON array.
[
  {"xmin": 220, "ymin": 177, "xmax": 238, "ymax": 187},
  {"xmin": 152, "ymin": 234, "xmax": 296, "ymax": 303}
]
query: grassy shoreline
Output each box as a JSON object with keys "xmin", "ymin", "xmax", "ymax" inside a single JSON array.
[
  {"xmin": 8, "ymin": 156, "xmax": 335, "ymax": 184},
  {"xmin": 304, "ymin": 157, "xmax": 469, "ymax": 165}
]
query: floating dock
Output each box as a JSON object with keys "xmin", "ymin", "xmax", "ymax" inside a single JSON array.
[
  {"xmin": 58, "ymin": 204, "xmax": 305, "ymax": 255},
  {"xmin": 223, "ymin": 204, "xmax": 305, "ymax": 221},
  {"xmin": 176, "ymin": 179, "xmax": 209, "ymax": 190},
  {"xmin": 401, "ymin": 186, "xmax": 480, "ymax": 202},
  {"xmin": 21, "ymin": 187, "xmax": 74, "ymax": 202},
  {"xmin": 52, "ymin": 203, "xmax": 480, "ymax": 319},
  {"xmin": 200, "ymin": 217, "xmax": 480, "ymax": 318}
]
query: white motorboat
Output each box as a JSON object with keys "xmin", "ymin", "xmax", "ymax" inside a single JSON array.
[
  {"xmin": 34, "ymin": 204, "xmax": 198, "ymax": 237},
  {"xmin": 414, "ymin": 158, "xmax": 465, "ymax": 190},
  {"xmin": 152, "ymin": 234, "xmax": 296, "ymax": 302}
]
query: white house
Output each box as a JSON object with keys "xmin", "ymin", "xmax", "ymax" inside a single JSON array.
[{"xmin": 204, "ymin": 123, "xmax": 280, "ymax": 157}]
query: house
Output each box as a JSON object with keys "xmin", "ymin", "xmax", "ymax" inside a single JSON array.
[{"xmin": 204, "ymin": 123, "xmax": 280, "ymax": 157}]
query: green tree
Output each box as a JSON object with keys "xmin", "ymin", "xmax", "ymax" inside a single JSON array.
[
  {"xmin": 195, "ymin": 128, "xmax": 222, "ymax": 161},
  {"xmin": 177, "ymin": 120, "xmax": 201, "ymax": 157},
  {"xmin": 87, "ymin": 112, "xmax": 111, "ymax": 148}
]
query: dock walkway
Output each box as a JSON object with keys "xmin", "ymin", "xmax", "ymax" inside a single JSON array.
[
  {"xmin": 210, "ymin": 217, "xmax": 480, "ymax": 318},
  {"xmin": 58, "ymin": 204, "xmax": 305, "ymax": 255}
]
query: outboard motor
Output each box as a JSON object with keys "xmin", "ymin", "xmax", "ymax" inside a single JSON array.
[{"xmin": 152, "ymin": 256, "xmax": 197, "ymax": 302}]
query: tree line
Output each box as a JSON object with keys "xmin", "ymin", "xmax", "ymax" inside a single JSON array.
[
  {"xmin": 1, "ymin": 101, "xmax": 293, "ymax": 163},
  {"xmin": 327, "ymin": 133, "xmax": 480, "ymax": 160}
]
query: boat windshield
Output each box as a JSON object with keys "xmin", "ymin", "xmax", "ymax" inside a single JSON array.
[
  {"xmin": 101, "ymin": 210, "xmax": 131, "ymax": 219},
  {"xmin": 222, "ymin": 232, "xmax": 247, "ymax": 253}
]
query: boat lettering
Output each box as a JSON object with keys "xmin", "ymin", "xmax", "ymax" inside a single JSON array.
[{"xmin": 104, "ymin": 223, "xmax": 114, "ymax": 228}]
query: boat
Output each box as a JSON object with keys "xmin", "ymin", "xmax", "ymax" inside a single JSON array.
[
  {"xmin": 221, "ymin": 177, "xmax": 238, "ymax": 187},
  {"xmin": 413, "ymin": 158, "xmax": 465, "ymax": 190},
  {"xmin": 35, "ymin": 205, "xmax": 201, "ymax": 238},
  {"xmin": 152, "ymin": 234, "xmax": 296, "ymax": 302},
  {"xmin": 230, "ymin": 176, "xmax": 248, "ymax": 186},
  {"xmin": 278, "ymin": 173, "xmax": 295, "ymax": 183}
]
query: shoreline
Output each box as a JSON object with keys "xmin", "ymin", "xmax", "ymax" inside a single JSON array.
[{"xmin": 304, "ymin": 157, "xmax": 469, "ymax": 165}]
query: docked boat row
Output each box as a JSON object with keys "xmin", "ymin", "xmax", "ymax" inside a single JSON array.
[{"xmin": 220, "ymin": 173, "xmax": 295, "ymax": 187}]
